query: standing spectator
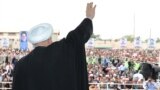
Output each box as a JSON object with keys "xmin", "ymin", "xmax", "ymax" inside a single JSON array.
[
  {"xmin": 12, "ymin": 57, "xmax": 18, "ymax": 68},
  {"xmin": 143, "ymin": 77, "xmax": 158, "ymax": 90},
  {"xmin": 118, "ymin": 63, "xmax": 126, "ymax": 76},
  {"xmin": 98, "ymin": 55, "xmax": 102, "ymax": 65}
]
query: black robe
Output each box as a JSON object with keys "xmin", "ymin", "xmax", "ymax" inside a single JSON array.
[{"xmin": 12, "ymin": 18, "xmax": 93, "ymax": 90}]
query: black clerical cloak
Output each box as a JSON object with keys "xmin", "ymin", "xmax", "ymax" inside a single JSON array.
[{"xmin": 12, "ymin": 18, "xmax": 93, "ymax": 90}]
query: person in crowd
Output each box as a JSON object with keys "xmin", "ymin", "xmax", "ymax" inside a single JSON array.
[{"xmin": 143, "ymin": 77, "xmax": 158, "ymax": 90}]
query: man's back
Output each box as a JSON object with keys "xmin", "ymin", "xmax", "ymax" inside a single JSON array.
[
  {"xmin": 13, "ymin": 39, "xmax": 78, "ymax": 90},
  {"xmin": 12, "ymin": 18, "xmax": 93, "ymax": 90}
]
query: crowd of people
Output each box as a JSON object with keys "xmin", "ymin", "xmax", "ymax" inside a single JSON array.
[
  {"xmin": 0, "ymin": 49, "xmax": 30, "ymax": 89},
  {"xmin": 0, "ymin": 48, "xmax": 160, "ymax": 89},
  {"xmin": 86, "ymin": 48, "xmax": 160, "ymax": 90}
]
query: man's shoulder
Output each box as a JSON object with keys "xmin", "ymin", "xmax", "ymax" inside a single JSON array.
[
  {"xmin": 48, "ymin": 38, "xmax": 71, "ymax": 49},
  {"xmin": 50, "ymin": 38, "xmax": 65, "ymax": 45},
  {"xmin": 16, "ymin": 55, "xmax": 29, "ymax": 67}
]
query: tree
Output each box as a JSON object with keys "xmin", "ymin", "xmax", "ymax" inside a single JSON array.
[
  {"xmin": 145, "ymin": 39, "xmax": 148, "ymax": 43},
  {"xmin": 91, "ymin": 33, "xmax": 102, "ymax": 40},
  {"xmin": 156, "ymin": 38, "xmax": 160, "ymax": 43},
  {"xmin": 122, "ymin": 35, "xmax": 134, "ymax": 42},
  {"xmin": 114, "ymin": 39, "xmax": 119, "ymax": 42}
]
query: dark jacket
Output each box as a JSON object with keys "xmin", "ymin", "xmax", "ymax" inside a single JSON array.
[{"xmin": 12, "ymin": 18, "xmax": 93, "ymax": 90}]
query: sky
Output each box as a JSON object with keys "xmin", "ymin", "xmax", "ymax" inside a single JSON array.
[{"xmin": 0, "ymin": 0, "xmax": 160, "ymax": 40}]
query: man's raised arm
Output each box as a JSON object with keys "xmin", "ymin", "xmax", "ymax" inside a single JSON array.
[{"xmin": 66, "ymin": 2, "xmax": 96, "ymax": 45}]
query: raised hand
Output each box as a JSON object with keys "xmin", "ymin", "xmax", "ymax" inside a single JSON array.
[{"xmin": 86, "ymin": 2, "xmax": 96, "ymax": 20}]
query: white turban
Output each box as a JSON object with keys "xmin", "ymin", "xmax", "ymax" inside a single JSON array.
[{"xmin": 28, "ymin": 23, "xmax": 53, "ymax": 44}]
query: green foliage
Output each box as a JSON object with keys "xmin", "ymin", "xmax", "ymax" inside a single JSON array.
[
  {"xmin": 114, "ymin": 39, "xmax": 119, "ymax": 42},
  {"xmin": 91, "ymin": 33, "xmax": 102, "ymax": 40},
  {"xmin": 122, "ymin": 35, "xmax": 134, "ymax": 42},
  {"xmin": 156, "ymin": 38, "xmax": 160, "ymax": 43},
  {"xmin": 145, "ymin": 39, "xmax": 148, "ymax": 43}
]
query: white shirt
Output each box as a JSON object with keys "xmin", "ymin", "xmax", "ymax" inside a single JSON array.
[
  {"xmin": 143, "ymin": 81, "xmax": 158, "ymax": 90},
  {"xmin": 133, "ymin": 73, "xmax": 144, "ymax": 81}
]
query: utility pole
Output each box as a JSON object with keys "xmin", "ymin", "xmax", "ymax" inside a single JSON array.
[
  {"xmin": 133, "ymin": 13, "xmax": 135, "ymax": 38},
  {"xmin": 149, "ymin": 28, "xmax": 151, "ymax": 39}
]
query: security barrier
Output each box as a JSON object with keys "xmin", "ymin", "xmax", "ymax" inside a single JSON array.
[
  {"xmin": 0, "ymin": 82, "xmax": 12, "ymax": 90},
  {"xmin": 89, "ymin": 83, "xmax": 144, "ymax": 90},
  {"xmin": 0, "ymin": 82, "xmax": 152, "ymax": 90}
]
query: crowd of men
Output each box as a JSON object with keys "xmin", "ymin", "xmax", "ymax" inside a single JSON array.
[
  {"xmin": 0, "ymin": 48, "xmax": 160, "ymax": 89},
  {"xmin": 0, "ymin": 49, "xmax": 29, "ymax": 89},
  {"xmin": 86, "ymin": 48, "xmax": 160, "ymax": 90}
]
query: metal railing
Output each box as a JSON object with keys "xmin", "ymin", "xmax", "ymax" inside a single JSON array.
[
  {"xmin": 89, "ymin": 83, "xmax": 144, "ymax": 90},
  {"xmin": 0, "ymin": 82, "xmax": 12, "ymax": 90},
  {"xmin": 0, "ymin": 82, "xmax": 147, "ymax": 90}
]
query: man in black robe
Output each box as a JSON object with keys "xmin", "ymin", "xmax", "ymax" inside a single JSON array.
[{"xmin": 12, "ymin": 2, "xmax": 96, "ymax": 90}]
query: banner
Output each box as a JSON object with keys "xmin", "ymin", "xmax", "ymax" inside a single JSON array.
[
  {"xmin": 86, "ymin": 38, "xmax": 94, "ymax": 48},
  {"xmin": 120, "ymin": 38, "xmax": 127, "ymax": 48},
  {"xmin": 20, "ymin": 31, "xmax": 28, "ymax": 51},
  {"xmin": 1, "ymin": 38, "xmax": 9, "ymax": 48},
  {"xmin": 134, "ymin": 36, "xmax": 141, "ymax": 48},
  {"xmin": 148, "ymin": 38, "xmax": 156, "ymax": 48}
]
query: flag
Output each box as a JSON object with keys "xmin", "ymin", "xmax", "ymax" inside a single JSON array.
[
  {"xmin": 1, "ymin": 38, "xmax": 9, "ymax": 48},
  {"xmin": 134, "ymin": 36, "xmax": 141, "ymax": 48},
  {"xmin": 86, "ymin": 38, "xmax": 94, "ymax": 48},
  {"xmin": 120, "ymin": 38, "xmax": 127, "ymax": 47},
  {"xmin": 148, "ymin": 38, "xmax": 156, "ymax": 48}
]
